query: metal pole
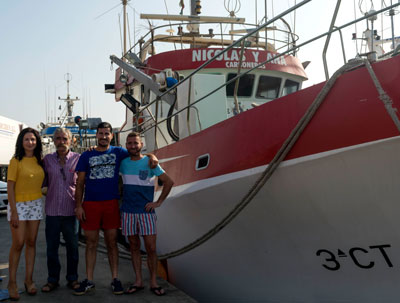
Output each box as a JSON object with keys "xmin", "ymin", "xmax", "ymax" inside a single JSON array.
[
  {"xmin": 265, "ymin": 0, "xmax": 268, "ymax": 49},
  {"xmin": 322, "ymin": 0, "xmax": 342, "ymax": 80},
  {"xmin": 335, "ymin": 26, "xmax": 347, "ymax": 64},
  {"xmin": 123, "ymin": 0, "xmax": 127, "ymax": 60},
  {"xmin": 233, "ymin": 41, "xmax": 245, "ymax": 115},
  {"xmin": 390, "ymin": 0, "xmax": 396, "ymax": 50},
  {"xmin": 255, "ymin": 0, "xmax": 257, "ymax": 25},
  {"xmin": 371, "ymin": 19, "xmax": 375, "ymax": 53}
]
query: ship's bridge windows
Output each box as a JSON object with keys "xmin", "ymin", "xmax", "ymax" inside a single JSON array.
[
  {"xmin": 226, "ymin": 73, "xmax": 255, "ymax": 97},
  {"xmin": 282, "ymin": 79, "xmax": 300, "ymax": 96},
  {"xmin": 256, "ymin": 76, "xmax": 282, "ymax": 99}
]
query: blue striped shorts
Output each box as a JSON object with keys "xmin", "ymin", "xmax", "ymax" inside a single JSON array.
[{"xmin": 121, "ymin": 212, "xmax": 157, "ymax": 236}]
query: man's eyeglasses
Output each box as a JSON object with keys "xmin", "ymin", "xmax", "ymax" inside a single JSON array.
[{"xmin": 60, "ymin": 167, "xmax": 66, "ymax": 181}]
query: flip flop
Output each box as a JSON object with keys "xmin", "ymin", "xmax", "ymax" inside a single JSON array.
[
  {"xmin": 124, "ymin": 285, "xmax": 144, "ymax": 294},
  {"xmin": 150, "ymin": 286, "xmax": 166, "ymax": 296}
]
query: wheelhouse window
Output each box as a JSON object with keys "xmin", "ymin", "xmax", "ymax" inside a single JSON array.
[
  {"xmin": 256, "ymin": 76, "xmax": 282, "ymax": 99},
  {"xmin": 226, "ymin": 73, "xmax": 255, "ymax": 97},
  {"xmin": 282, "ymin": 79, "xmax": 299, "ymax": 96}
]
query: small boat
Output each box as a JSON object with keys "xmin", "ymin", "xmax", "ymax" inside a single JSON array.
[{"xmin": 107, "ymin": 0, "xmax": 400, "ymax": 301}]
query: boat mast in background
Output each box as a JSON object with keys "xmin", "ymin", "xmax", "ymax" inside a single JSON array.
[{"xmin": 57, "ymin": 73, "xmax": 80, "ymax": 127}]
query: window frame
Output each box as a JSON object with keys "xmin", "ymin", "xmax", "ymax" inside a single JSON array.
[{"xmin": 226, "ymin": 73, "xmax": 256, "ymax": 98}]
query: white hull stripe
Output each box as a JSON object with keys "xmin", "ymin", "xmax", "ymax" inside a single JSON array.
[
  {"xmin": 163, "ymin": 136, "xmax": 400, "ymax": 199},
  {"xmin": 159, "ymin": 154, "xmax": 189, "ymax": 164}
]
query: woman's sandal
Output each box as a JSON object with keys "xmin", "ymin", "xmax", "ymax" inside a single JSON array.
[
  {"xmin": 24, "ymin": 282, "xmax": 38, "ymax": 296},
  {"xmin": 41, "ymin": 282, "xmax": 59, "ymax": 293},
  {"xmin": 7, "ymin": 285, "xmax": 20, "ymax": 301}
]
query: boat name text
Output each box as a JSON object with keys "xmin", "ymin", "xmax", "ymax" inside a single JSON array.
[
  {"xmin": 192, "ymin": 49, "xmax": 287, "ymax": 68},
  {"xmin": 316, "ymin": 244, "xmax": 393, "ymax": 271}
]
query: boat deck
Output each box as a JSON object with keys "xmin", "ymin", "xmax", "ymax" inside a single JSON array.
[{"xmin": 0, "ymin": 208, "xmax": 196, "ymax": 302}]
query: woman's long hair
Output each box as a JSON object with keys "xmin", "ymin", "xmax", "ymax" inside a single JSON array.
[{"xmin": 14, "ymin": 127, "xmax": 43, "ymax": 166}]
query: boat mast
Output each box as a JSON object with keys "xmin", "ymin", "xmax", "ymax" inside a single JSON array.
[{"xmin": 58, "ymin": 73, "xmax": 79, "ymax": 126}]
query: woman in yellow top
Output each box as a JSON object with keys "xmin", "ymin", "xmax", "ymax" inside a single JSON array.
[{"xmin": 7, "ymin": 127, "xmax": 45, "ymax": 300}]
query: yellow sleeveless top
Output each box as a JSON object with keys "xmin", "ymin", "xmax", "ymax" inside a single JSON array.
[{"xmin": 7, "ymin": 157, "xmax": 45, "ymax": 202}]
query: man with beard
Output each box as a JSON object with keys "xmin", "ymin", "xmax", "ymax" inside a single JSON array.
[
  {"xmin": 74, "ymin": 122, "xmax": 158, "ymax": 296},
  {"xmin": 41, "ymin": 128, "xmax": 80, "ymax": 292},
  {"xmin": 120, "ymin": 132, "xmax": 173, "ymax": 296}
]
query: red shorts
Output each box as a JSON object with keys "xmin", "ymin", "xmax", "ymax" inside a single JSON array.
[{"xmin": 81, "ymin": 199, "xmax": 120, "ymax": 230}]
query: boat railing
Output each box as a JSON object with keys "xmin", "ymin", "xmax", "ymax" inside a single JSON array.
[
  {"xmin": 322, "ymin": 0, "xmax": 346, "ymax": 80},
  {"xmin": 125, "ymin": 20, "xmax": 299, "ymax": 62},
  {"xmin": 112, "ymin": 0, "xmax": 400, "ymax": 145}
]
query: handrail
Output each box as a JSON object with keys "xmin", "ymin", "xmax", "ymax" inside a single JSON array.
[
  {"xmin": 334, "ymin": 26, "xmax": 347, "ymax": 65},
  {"xmin": 126, "ymin": 21, "xmax": 298, "ymax": 56},
  {"xmin": 233, "ymin": 40, "xmax": 245, "ymax": 114},
  {"xmin": 322, "ymin": 0, "xmax": 342, "ymax": 80},
  {"xmin": 137, "ymin": 31, "xmax": 294, "ymax": 50}
]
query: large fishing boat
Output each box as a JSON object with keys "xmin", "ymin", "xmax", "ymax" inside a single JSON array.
[{"xmin": 107, "ymin": 0, "xmax": 400, "ymax": 301}]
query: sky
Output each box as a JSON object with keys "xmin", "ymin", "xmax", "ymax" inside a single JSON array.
[{"xmin": 0, "ymin": 0, "xmax": 397, "ymax": 129}]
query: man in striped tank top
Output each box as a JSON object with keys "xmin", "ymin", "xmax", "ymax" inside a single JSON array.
[{"xmin": 119, "ymin": 132, "xmax": 173, "ymax": 296}]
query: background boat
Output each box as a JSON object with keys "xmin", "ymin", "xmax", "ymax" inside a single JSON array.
[{"xmin": 39, "ymin": 73, "xmax": 99, "ymax": 154}]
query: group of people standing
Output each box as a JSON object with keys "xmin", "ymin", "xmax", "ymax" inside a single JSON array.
[{"xmin": 6, "ymin": 122, "xmax": 173, "ymax": 300}]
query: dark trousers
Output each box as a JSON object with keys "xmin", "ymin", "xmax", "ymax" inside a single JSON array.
[{"xmin": 45, "ymin": 215, "xmax": 79, "ymax": 283}]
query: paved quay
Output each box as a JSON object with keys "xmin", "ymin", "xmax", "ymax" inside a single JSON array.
[{"xmin": 0, "ymin": 210, "xmax": 197, "ymax": 302}]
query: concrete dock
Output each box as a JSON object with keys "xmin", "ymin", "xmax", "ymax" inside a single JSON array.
[{"xmin": 0, "ymin": 210, "xmax": 197, "ymax": 302}]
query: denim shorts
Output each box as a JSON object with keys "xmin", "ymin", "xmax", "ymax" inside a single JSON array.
[{"xmin": 7, "ymin": 198, "xmax": 43, "ymax": 221}]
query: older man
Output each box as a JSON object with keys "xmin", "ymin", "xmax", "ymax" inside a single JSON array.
[{"xmin": 41, "ymin": 128, "xmax": 80, "ymax": 292}]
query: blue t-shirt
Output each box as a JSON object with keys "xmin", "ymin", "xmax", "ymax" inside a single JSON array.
[
  {"xmin": 75, "ymin": 146, "xmax": 129, "ymax": 201},
  {"xmin": 120, "ymin": 155, "xmax": 165, "ymax": 214}
]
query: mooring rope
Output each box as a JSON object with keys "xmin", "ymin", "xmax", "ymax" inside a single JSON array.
[{"xmin": 363, "ymin": 59, "xmax": 400, "ymax": 132}]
